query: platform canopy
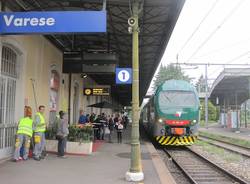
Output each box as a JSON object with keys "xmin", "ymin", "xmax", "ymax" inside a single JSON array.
[
  {"xmin": 209, "ymin": 68, "xmax": 250, "ymax": 108},
  {"xmin": 6, "ymin": 0, "xmax": 185, "ymax": 106}
]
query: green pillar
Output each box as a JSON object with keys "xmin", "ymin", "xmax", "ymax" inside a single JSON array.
[{"xmin": 126, "ymin": 0, "xmax": 144, "ymax": 182}]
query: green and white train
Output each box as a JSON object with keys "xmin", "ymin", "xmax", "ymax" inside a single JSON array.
[{"xmin": 141, "ymin": 80, "xmax": 200, "ymax": 146}]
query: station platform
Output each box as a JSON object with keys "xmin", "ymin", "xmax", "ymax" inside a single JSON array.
[
  {"xmin": 199, "ymin": 123, "xmax": 250, "ymax": 141},
  {"xmin": 0, "ymin": 124, "xmax": 176, "ymax": 184}
]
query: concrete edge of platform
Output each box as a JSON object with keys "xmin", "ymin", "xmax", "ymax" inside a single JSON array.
[{"xmin": 145, "ymin": 143, "xmax": 177, "ymax": 184}]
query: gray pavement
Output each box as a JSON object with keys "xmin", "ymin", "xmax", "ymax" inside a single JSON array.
[
  {"xmin": 199, "ymin": 123, "xmax": 250, "ymax": 141},
  {"xmin": 0, "ymin": 125, "xmax": 162, "ymax": 184}
]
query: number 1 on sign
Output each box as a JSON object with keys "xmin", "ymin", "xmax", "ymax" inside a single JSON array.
[{"xmin": 122, "ymin": 72, "xmax": 126, "ymax": 80}]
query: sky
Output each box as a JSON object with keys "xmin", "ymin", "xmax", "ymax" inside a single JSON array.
[{"xmin": 147, "ymin": 0, "xmax": 250, "ymax": 94}]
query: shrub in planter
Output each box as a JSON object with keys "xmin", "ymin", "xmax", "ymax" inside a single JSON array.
[
  {"xmin": 46, "ymin": 124, "xmax": 94, "ymax": 142},
  {"xmin": 68, "ymin": 124, "xmax": 94, "ymax": 142}
]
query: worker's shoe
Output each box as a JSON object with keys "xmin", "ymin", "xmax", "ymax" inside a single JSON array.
[
  {"xmin": 57, "ymin": 155, "xmax": 67, "ymax": 159},
  {"xmin": 33, "ymin": 156, "xmax": 41, "ymax": 161},
  {"xmin": 40, "ymin": 155, "xmax": 45, "ymax": 159}
]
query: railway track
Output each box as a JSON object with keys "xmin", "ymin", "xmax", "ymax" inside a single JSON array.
[
  {"xmin": 163, "ymin": 147, "xmax": 250, "ymax": 184},
  {"xmin": 198, "ymin": 135, "xmax": 250, "ymax": 158}
]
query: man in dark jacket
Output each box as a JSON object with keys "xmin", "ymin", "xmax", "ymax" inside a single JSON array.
[
  {"xmin": 57, "ymin": 111, "xmax": 69, "ymax": 158},
  {"xmin": 108, "ymin": 115, "xmax": 115, "ymax": 143}
]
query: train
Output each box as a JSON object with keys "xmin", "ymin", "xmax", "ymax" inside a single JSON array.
[{"xmin": 140, "ymin": 80, "xmax": 200, "ymax": 146}]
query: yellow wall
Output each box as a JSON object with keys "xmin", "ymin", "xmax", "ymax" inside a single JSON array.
[{"xmin": 1, "ymin": 34, "xmax": 115, "ymax": 124}]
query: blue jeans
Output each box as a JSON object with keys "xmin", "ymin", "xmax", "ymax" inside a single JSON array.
[
  {"xmin": 58, "ymin": 137, "xmax": 67, "ymax": 156},
  {"xmin": 33, "ymin": 132, "xmax": 45, "ymax": 158},
  {"xmin": 13, "ymin": 134, "xmax": 31, "ymax": 160}
]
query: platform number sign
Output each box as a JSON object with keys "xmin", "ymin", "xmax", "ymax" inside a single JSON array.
[{"xmin": 116, "ymin": 68, "xmax": 132, "ymax": 84}]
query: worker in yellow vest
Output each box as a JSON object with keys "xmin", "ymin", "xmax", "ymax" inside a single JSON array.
[
  {"xmin": 33, "ymin": 105, "xmax": 46, "ymax": 161},
  {"xmin": 13, "ymin": 106, "xmax": 33, "ymax": 162}
]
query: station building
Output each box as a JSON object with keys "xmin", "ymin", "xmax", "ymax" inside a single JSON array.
[{"xmin": 0, "ymin": 34, "xmax": 115, "ymax": 159}]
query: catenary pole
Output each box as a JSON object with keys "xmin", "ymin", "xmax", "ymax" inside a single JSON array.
[
  {"xmin": 205, "ymin": 64, "xmax": 208, "ymax": 128},
  {"xmin": 126, "ymin": 0, "xmax": 144, "ymax": 182}
]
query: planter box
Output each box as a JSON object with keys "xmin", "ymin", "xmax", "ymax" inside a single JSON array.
[{"xmin": 46, "ymin": 140, "xmax": 93, "ymax": 155}]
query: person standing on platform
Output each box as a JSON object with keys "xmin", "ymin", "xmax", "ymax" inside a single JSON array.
[
  {"xmin": 13, "ymin": 106, "xmax": 33, "ymax": 162},
  {"xmin": 78, "ymin": 110, "xmax": 87, "ymax": 124},
  {"xmin": 33, "ymin": 105, "xmax": 46, "ymax": 161},
  {"xmin": 108, "ymin": 115, "xmax": 115, "ymax": 143},
  {"xmin": 116, "ymin": 116, "xmax": 124, "ymax": 143},
  {"xmin": 57, "ymin": 111, "xmax": 69, "ymax": 158}
]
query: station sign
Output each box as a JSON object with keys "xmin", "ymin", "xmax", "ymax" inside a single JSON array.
[
  {"xmin": 116, "ymin": 68, "xmax": 132, "ymax": 84},
  {"xmin": 0, "ymin": 11, "xmax": 106, "ymax": 34},
  {"xmin": 84, "ymin": 88, "xmax": 110, "ymax": 96}
]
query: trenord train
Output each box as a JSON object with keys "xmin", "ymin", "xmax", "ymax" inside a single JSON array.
[{"xmin": 140, "ymin": 80, "xmax": 200, "ymax": 146}]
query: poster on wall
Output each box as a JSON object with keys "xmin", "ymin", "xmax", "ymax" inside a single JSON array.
[
  {"xmin": 50, "ymin": 71, "xmax": 60, "ymax": 91},
  {"xmin": 50, "ymin": 70, "xmax": 59, "ymax": 112},
  {"xmin": 49, "ymin": 90, "xmax": 58, "ymax": 112}
]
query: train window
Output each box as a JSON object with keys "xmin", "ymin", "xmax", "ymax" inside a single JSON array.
[{"xmin": 158, "ymin": 91, "xmax": 197, "ymax": 110}]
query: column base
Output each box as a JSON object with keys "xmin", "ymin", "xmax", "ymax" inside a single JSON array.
[{"xmin": 125, "ymin": 171, "xmax": 144, "ymax": 182}]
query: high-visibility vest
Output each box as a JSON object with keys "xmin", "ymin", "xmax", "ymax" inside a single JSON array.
[
  {"xmin": 17, "ymin": 117, "xmax": 33, "ymax": 137},
  {"xmin": 34, "ymin": 112, "xmax": 46, "ymax": 133}
]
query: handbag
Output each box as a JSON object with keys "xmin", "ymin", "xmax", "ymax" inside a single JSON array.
[
  {"xmin": 118, "ymin": 124, "xmax": 123, "ymax": 130},
  {"xmin": 105, "ymin": 127, "xmax": 110, "ymax": 134}
]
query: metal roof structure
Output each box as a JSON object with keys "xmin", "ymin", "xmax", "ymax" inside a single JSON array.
[
  {"xmin": 209, "ymin": 68, "xmax": 250, "ymax": 107},
  {"xmin": 5, "ymin": 0, "xmax": 185, "ymax": 106}
]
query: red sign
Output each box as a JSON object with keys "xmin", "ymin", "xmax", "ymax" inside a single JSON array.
[{"xmin": 165, "ymin": 120, "xmax": 189, "ymax": 126}]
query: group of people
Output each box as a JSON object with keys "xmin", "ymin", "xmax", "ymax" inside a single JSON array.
[
  {"xmin": 14, "ymin": 107, "xmax": 130, "ymax": 162},
  {"xmin": 78, "ymin": 111, "xmax": 129, "ymax": 143},
  {"xmin": 13, "ymin": 105, "xmax": 69, "ymax": 162}
]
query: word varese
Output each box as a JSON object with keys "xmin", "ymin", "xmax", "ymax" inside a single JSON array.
[{"xmin": 3, "ymin": 15, "xmax": 55, "ymax": 27}]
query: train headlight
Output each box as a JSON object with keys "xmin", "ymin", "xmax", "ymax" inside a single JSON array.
[
  {"xmin": 158, "ymin": 118, "xmax": 163, "ymax": 123},
  {"xmin": 192, "ymin": 120, "xmax": 197, "ymax": 124}
]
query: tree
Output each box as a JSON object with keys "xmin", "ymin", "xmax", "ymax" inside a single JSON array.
[
  {"xmin": 195, "ymin": 75, "xmax": 206, "ymax": 93},
  {"xmin": 200, "ymin": 99, "xmax": 218, "ymax": 121},
  {"xmin": 153, "ymin": 64, "xmax": 191, "ymax": 90}
]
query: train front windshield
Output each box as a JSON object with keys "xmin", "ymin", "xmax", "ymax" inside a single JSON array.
[{"xmin": 158, "ymin": 91, "xmax": 197, "ymax": 112}]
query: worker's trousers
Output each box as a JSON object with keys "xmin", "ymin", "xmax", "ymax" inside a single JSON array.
[
  {"xmin": 33, "ymin": 132, "xmax": 45, "ymax": 158},
  {"xmin": 13, "ymin": 134, "xmax": 31, "ymax": 160}
]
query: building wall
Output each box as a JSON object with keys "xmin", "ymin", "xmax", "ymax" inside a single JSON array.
[{"xmin": 0, "ymin": 35, "xmax": 108, "ymax": 124}]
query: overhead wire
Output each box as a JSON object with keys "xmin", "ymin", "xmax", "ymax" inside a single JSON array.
[
  {"xmin": 193, "ymin": 37, "xmax": 250, "ymax": 59},
  {"xmin": 207, "ymin": 50, "xmax": 250, "ymax": 76},
  {"xmin": 177, "ymin": 0, "xmax": 219, "ymax": 57},
  {"xmin": 186, "ymin": 0, "xmax": 246, "ymax": 62}
]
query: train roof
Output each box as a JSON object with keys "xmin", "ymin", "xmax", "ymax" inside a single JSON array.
[{"xmin": 157, "ymin": 80, "xmax": 197, "ymax": 93}]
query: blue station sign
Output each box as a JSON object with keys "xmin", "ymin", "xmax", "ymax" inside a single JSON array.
[{"xmin": 0, "ymin": 11, "xmax": 106, "ymax": 34}]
